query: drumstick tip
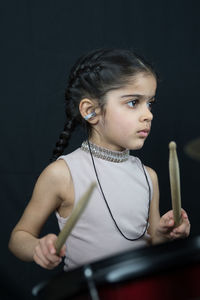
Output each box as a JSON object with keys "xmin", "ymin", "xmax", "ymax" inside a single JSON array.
[{"xmin": 169, "ymin": 141, "xmax": 176, "ymax": 150}]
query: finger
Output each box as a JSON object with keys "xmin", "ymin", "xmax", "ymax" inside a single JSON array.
[
  {"xmin": 171, "ymin": 230, "xmax": 187, "ymax": 239},
  {"xmin": 40, "ymin": 241, "xmax": 62, "ymax": 264},
  {"xmin": 160, "ymin": 216, "xmax": 174, "ymax": 230},
  {"xmin": 47, "ymin": 235, "xmax": 66, "ymax": 257},
  {"xmin": 39, "ymin": 240, "xmax": 54, "ymax": 262},
  {"xmin": 172, "ymin": 222, "xmax": 190, "ymax": 238},
  {"xmin": 167, "ymin": 210, "xmax": 174, "ymax": 218},
  {"xmin": 59, "ymin": 245, "xmax": 66, "ymax": 257},
  {"xmin": 34, "ymin": 244, "xmax": 52, "ymax": 267},
  {"xmin": 38, "ymin": 240, "xmax": 62, "ymax": 264},
  {"xmin": 45, "ymin": 235, "xmax": 57, "ymax": 255},
  {"xmin": 174, "ymin": 216, "xmax": 190, "ymax": 231},
  {"xmin": 39, "ymin": 236, "xmax": 62, "ymax": 263},
  {"xmin": 34, "ymin": 246, "xmax": 61, "ymax": 269},
  {"xmin": 33, "ymin": 252, "xmax": 48, "ymax": 269},
  {"xmin": 181, "ymin": 210, "xmax": 189, "ymax": 220},
  {"xmin": 34, "ymin": 252, "xmax": 60, "ymax": 270},
  {"xmin": 169, "ymin": 231, "xmax": 177, "ymax": 239}
]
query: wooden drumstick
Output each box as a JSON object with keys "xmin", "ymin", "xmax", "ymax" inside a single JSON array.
[
  {"xmin": 169, "ymin": 141, "xmax": 182, "ymax": 227},
  {"xmin": 55, "ymin": 182, "xmax": 96, "ymax": 255}
]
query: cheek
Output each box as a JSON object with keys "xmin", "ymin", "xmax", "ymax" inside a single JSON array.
[
  {"xmin": 105, "ymin": 110, "xmax": 123, "ymax": 130},
  {"xmin": 107, "ymin": 111, "xmax": 136, "ymax": 134}
]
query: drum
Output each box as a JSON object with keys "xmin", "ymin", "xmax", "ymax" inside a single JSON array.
[{"xmin": 36, "ymin": 236, "xmax": 200, "ymax": 300}]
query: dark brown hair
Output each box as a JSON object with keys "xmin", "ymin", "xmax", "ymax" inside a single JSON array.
[{"xmin": 52, "ymin": 48, "xmax": 157, "ymax": 160}]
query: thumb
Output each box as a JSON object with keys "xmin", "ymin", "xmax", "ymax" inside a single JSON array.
[
  {"xmin": 160, "ymin": 214, "xmax": 174, "ymax": 230},
  {"xmin": 60, "ymin": 245, "xmax": 66, "ymax": 257}
]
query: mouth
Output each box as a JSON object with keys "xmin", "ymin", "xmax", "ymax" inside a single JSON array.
[{"xmin": 137, "ymin": 128, "xmax": 150, "ymax": 138}]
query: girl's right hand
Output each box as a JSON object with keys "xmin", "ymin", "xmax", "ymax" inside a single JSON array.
[{"xmin": 33, "ymin": 234, "xmax": 66, "ymax": 269}]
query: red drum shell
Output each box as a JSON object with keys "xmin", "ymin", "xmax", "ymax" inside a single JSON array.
[{"xmin": 37, "ymin": 236, "xmax": 200, "ymax": 300}]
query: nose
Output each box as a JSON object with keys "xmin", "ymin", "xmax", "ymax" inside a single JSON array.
[{"xmin": 139, "ymin": 105, "xmax": 153, "ymax": 123}]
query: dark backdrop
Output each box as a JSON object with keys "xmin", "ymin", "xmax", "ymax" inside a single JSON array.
[{"xmin": 1, "ymin": 1, "xmax": 200, "ymax": 299}]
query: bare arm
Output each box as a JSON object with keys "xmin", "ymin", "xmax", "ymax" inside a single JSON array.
[
  {"xmin": 147, "ymin": 167, "xmax": 190, "ymax": 244},
  {"xmin": 8, "ymin": 159, "xmax": 73, "ymax": 269},
  {"xmin": 146, "ymin": 167, "xmax": 162, "ymax": 244}
]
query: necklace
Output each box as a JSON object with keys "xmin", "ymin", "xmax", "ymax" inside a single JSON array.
[
  {"xmin": 81, "ymin": 140, "xmax": 129, "ymax": 163},
  {"xmin": 85, "ymin": 140, "xmax": 151, "ymax": 241}
]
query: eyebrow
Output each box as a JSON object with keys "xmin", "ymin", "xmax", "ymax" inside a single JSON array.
[{"xmin": 121, "ymin": 94, "xmax": 156, "ymax": 100}]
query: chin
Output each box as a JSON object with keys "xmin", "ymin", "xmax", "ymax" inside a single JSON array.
[
  {"xmin": 134, "ymin": 145, "xmax": 144, "ymax": 150},
  {"xmin": 129, "ymin": 140, "xmax": 145, "ymax": 150}
]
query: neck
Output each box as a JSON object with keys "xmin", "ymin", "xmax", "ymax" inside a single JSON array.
[
  {"xmin": 81, "ymin": 140, "xmax": 129, "ymax": 163},
  {"xmin": 89, "ymin": 137, "xmax": 126, "ymax": 152}
]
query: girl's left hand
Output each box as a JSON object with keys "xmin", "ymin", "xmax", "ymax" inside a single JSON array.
[{"xmin": 156, "ymin": 209, "xmax": 190, "ymax": 241}]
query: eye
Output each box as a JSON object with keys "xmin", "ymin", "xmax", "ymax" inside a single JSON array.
[
  {"xmin": 147, "ymin": 100, "xmax": 155, "ymax": 110},
  {"xmin": 127, "ymin": 99, "xmax": 138, "ymax": 108}
]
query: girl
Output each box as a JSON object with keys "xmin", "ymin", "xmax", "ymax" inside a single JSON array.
[{"xmin": 9, "ymin": 48, "xmax": 190, "ymax": 270}]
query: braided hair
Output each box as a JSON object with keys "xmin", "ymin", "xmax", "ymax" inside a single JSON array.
[{"xmin": 52, "ymin": 48, "xmax": 157, "ymax": 160}]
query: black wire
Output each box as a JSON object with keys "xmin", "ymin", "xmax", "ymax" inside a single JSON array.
[{"xmin": 87, "ymin": 139, "xmax": 151, "ymax": 241}]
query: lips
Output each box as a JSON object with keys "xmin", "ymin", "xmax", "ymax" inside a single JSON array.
[
  {"xmin": 137, "ymin": 128, "xmax": 150, "ymax": 137},
  {"xmin": 138, "ymin": 128, "xmax": 150, "ymax": 133}
]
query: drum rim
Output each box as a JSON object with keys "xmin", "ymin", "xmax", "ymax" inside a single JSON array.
[{"xmin": 36, "ymin": 235, "xmax": 200, "ymax": 300}]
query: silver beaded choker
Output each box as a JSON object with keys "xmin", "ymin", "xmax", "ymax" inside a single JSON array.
[{"xmin": 81, "ymin": 140, "xmax": 129, "ymax": 163}]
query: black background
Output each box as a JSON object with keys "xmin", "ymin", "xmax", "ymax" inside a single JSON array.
[{"xmin": 1, "ymin": 1, "xmax": 200, "ymax": 299}]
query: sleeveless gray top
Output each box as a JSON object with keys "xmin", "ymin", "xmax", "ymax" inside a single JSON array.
[{"xmin": 56, "ymin": 147, "xmax": 153, "ymax": 270}]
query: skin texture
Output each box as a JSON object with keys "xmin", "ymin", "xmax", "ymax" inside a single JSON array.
[
  {"xmin": 9, "ymin": 72, "xmax": 190, "ymax": 269},
  {"xmin": 89, "ymin": 73, "xmax": 156, "ymax": 151}
]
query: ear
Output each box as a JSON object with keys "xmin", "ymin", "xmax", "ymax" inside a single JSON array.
[{"xmin": 79, "ymin": 98, "xmax": 100, "ymax": 124}]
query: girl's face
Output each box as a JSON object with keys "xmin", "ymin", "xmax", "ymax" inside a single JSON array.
[{"xmin": 91, "ymin": 72, "xmax": 157, "ymax": 151}]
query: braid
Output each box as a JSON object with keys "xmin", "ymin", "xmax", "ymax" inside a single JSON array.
[
  {"xmin": 51, "ymin": 119, "xmax": 77, "ymax": 161},
  {"xmin": 69, "ymin": 49, "xmax": 107, "ymax": 80},
  {"xmin": 51, "ymin": 48, "xmax": 158, "ymax": 161}
]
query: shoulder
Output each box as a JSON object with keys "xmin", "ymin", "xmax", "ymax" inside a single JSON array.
[
  {"xmin": 35, "ymin": 159, "xmax": 72, "ymax": 201},
  {"xmin": 58, "ymin": 148, "xmax": 82, "ymax": 161},
  {"xmin": 39, "ymin": 159, "xmax": 71, "ymax": 182},
  {"xmin": 144, "ymin": 166, "xmax": 160, "ymax": 203},
  {"xmin": 144, "ymin": 166, "xmax": 158, "ymax": 185}
]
